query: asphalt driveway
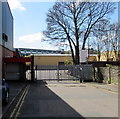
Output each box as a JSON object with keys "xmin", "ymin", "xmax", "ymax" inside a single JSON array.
[{"xmin": 3, "ymin": 80, "xmax": 118, "ymax": 118}]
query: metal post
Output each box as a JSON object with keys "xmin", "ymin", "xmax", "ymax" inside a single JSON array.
[
  {"xmin": 79, "ymin": 66, "xmax": 82, "ymax": 83},
  {"xmin": 31, "ymin": 56, "xmax": 35, "ymax": 82},
  {"xmin": 57, "ymin": 65, "xmax": 59, "ymax": 81},
  {"xmin": 35, "ymin": 65, "xmax": 37, "ymax": 80},
  {"xmin": 108, "ymin": 67, "xmax": 111, "ymax": 84}
]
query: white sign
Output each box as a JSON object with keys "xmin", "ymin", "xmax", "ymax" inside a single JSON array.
[{"xmin": 80, "ymin": 50, "xmax": 88, "ymax": 63}]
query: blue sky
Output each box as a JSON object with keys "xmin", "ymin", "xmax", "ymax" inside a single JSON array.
[
  {"xmin": 10, "ymin": 2, "xmax": 57, "ymax": 50},
  {"xmin": 13, "ymin": 2, "xmax": 54, "ymax": 35},
  {"xmin": 8, "ymin": 1, "xmax": 118, "ymax": 50}
]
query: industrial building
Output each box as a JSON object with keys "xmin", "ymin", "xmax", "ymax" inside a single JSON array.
[
  {"xmin": 118, "ymin": 2, "xmax": 120, "ymax": 52},
  {"xmin": 0, "ymin": 1, "xmax": 13, "ymax": 81},
  {"xmin": 33, "ymin": 53, "xmax": 97, "ymax": 66},
  {"xmin": 17, "ymin": 48, "xmax": 63, "ymax": 56},
  {"xmin": 34, "ymin": 54, "xmax": 72, "ymax": 66}
]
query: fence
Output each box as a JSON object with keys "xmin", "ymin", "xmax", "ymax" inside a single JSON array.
[
  {"xmin": 35, "ymin": 64, "xmax": 93, "ymax": 82},
  {"xmin": 94, "ymin": 66, "xmax": 119, "ymax": 83}
]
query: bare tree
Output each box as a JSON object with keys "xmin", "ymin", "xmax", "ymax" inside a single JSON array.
[
  {"xmin": 109, "ymin": 23, "xmax": 120, "ymax": 61},
  {"xmin": 103, "ymin": 23, "xmax": 120, "ymax": 61},
  {"xmin": 99, "ymin": 20, "xmax": 111, "ymax": 61},
  {"xmin": 92, "ymin": 37, "xmax": 104, "ymax": 61},
  {"xmin": 92, "ymin": 20, "xmax": 119, "ymax": 61},
  {"xmin": 92, "ymin": 19, "xmax": 109, "ymax": 61},
  {"xmin": 44, "ymin": 2, "xmax": 115, "ymax": 64}
]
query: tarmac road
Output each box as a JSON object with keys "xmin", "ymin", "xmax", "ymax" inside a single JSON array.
[
  {"xmin": 2, "ymin": 81, "xmax": 26, "ymax": 115},
  {"xmin": 3, "ymin": 80, "xmax": 118, "ymax": 118}
]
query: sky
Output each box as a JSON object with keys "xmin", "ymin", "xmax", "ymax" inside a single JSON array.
[
  {"xmin": 8, "ymin": 1, "xmax": 57, "ymax": 50},
  {"xmin": 7, "ymin": 0, "xmax": 119, "ymax": 50}
]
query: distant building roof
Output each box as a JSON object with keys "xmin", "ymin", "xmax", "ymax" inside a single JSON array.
[
  {"xmin": 34, "ymin": 54, "xmax": 72, "ymax": 56},
  {"xmin": 17, "ymin": 48, "xmax": 63, "ymax": 56}
]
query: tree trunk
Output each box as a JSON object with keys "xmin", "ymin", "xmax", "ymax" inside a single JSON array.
[
  {"xmin": 114, "ymin": 50, "xmax": 117, "ymax": 61},
  {"xmin": 67, "ymin": 36, "xmax": 76, "ymax": 64},
  {"xmin": 82, "ymin": 38, "xmax": 87, "ymax": 50},
  {"xmin": 98, "ymin": 54, "xmax": 100, "ymax": 61},
  {"xmin": 75, "ymin": 46, "xmax": 80, "ymax": 64},
  {"xmin": 71, "ymin": 47, "xmax": 76, "ymax": 64},
  {"xmin": 75, "ymin": 31, "xmax": 80, "ymax": 64},
  {"xmin": 106, "ymin": 51, "xmax": 109, "ymax": 61}
]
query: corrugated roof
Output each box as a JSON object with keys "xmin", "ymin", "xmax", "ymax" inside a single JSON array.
[{"xmin": 33, "ymin": 54, "xmax": 72, "ymax": 56}]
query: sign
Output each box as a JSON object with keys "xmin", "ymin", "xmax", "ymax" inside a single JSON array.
[{"xmin": 80, "ymin": 50, "xmax": 88, "ymax": 63}]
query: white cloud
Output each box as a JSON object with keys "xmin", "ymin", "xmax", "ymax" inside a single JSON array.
[
  {"xmin": 18, "ymin": 32, "xmax": 44, "ymax": 43},
  {"xmin": 8, "ymin": 0, "xmax": 26, "ymax": 11},
  {"xmin": 16, "ymin": 32, "xmax": 58, "ymax": 50},
  {"xmin": 39, "ymin": 42, "xmax": 58, "ymax": 50}
]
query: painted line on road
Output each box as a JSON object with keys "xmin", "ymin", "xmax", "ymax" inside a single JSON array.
[
  {"xmin": 9, "ymin": 84, "xmax": 30, "ymax": 119},
  {"xmin": 14, "ymin": 84, "xmax": 30, "ymax": 119},
  {"xmin": 86, "ymin": 84, "xmax": 118, "ymax": 94},
  {"xmin": 2, "ymin": 84, "xmax": 27, "ymax": 117}
]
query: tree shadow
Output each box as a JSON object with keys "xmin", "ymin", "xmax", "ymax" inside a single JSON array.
[{"xmin": 18, "ymin": 80, "xmax": 85, "ymax": 118}]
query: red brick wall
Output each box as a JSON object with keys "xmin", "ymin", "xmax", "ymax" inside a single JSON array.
[
  {"xmin": 0, "ymin": 46, "xmax": 13, "ymax": 80},
  {"xmin": 2, "ymin": 47, "xmax": 13, "ymax": 58}
]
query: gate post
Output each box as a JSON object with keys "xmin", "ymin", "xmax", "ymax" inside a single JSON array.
[
  {"xmin": 35, "ymin": 65, "xmax": 37, "ymax": 80},
  {"xmin": 79, "ymin": 65, "xmax": 82, "ymax": 83},
  {"xmin": 31, "ymin": 56, "xmax": 35, "ymax": 82},
  {"xmin": 57, "ymin": 65, "xmax": 59, "ymax": 81}
]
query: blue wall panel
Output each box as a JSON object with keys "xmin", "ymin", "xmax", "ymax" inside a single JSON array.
[{"xmin": 2, "ymin": 2, "xmax": 13, "ymax": 51}]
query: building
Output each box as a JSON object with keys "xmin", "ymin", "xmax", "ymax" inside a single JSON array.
[
  {"xmin": 80, "ymin": 50, "xmax": 88, "ymax": 63},
  {"xmin": 34, "ymin": 54, "xmax": 72, "ymax": 65},
  {"xmin": 34, "ymin": 53, "xmax": 98, "ymax": 66},
  {"xmin": 88, "ymin": 54, "xmax": 97, "ymax": 62},
  {"xmin": 17, "ymin": 48, "xmax": 63, "ymax": 56},
  {"xmin": 98, "ymin": 51, "xmax": 120, "ymax": 61},
  {"xmin": 118, "ymin": 2, "xmax": 120, "ymax": 52},
  {"xmin": 0, "ymin": 1, "xmax": 13, "ymax": 80},
  {"xmin": 30, "ymin": 48, "xmax": 98, "ymax": 66}
]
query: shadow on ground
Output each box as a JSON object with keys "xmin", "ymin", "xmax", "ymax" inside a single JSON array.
[
  {"xmin": 2, "ymin": 81, "xmax": 26, "ymax": 113},
  {"xmin": 14, "ymin": 80, "xmax": 85, "ymax": 118}
]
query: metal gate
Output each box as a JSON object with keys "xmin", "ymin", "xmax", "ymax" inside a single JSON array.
[{"xmin": 35, "ymin": 65, "xmax": 93, "ymax": 81}]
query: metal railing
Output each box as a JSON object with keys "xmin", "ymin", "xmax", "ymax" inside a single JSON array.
[{"xmin": 34, "ymin": 64, "xmax": 93, "ymax": 81}]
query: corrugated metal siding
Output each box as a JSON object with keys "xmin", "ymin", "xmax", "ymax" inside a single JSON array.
[
  {"xmin": 0, "ymin": 46, "xmax": 2, "ymax": 80},
  {"xmin": 0, "ymin": 2, "xmax": 2, "ymax": 45},
  {"xmin": 2, "ymin": 2, "xmax": 13, "ymax": 51},
  {"xmin": 118, "ymin": 2, "xmax": 120, "ymax": 52}
]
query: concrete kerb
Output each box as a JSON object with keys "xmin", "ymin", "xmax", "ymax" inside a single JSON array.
[
  {"xmin": 2, "ymin": 82, "xmax": 27, "ymax": 117},
  {"xmin": 46, "ymin": 80, "xmax": 118, "ymax": 93},
  {"xmin": 86, "ymin": 82, "xmax": 118, "ymax": 94}
]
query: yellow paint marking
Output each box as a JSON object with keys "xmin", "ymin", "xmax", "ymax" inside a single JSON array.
[
  {"xmin": 14, "ymin": 85, "xmax": 30, "ymax": 119},
  {"xmin": 9, "ymin": 85, "xmax": 30, "ymax": 119}
]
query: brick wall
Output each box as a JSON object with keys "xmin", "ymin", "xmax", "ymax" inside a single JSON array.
[
  {"xmin": 2, "ymin": 47, "xmax": 13, "ymax": 58},
  {"xmin": 0, "ymin": 46, "xmax": 13, "ymax": 81}
]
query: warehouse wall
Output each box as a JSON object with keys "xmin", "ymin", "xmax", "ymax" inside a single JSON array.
[
  {"xmin": 0, "ymin": 2, "xmax": 2, "ymax": 45},
  {"xmin": 2, "ymin": 2, "xmax": 13, "ymax": 51},
  {"xmin": 0, "ymin": 2, "xmax": 13, "ymax": 81},
  {"xmin": 0, "ymin": 2, "xmax": 2, "ymax": 117},
  {"xmin": 118, "ymin": 2, "xmax": 120, "ymax": 52},
  {"xmin": 2, "ymin": 47, "xmax": 13, "ymax": 58},
  {"xmin": 0, "ymin": 2, "xmax": 2, "ymax": 81},
  {"xmin": 34, "ymin": 55, "xmax": 72, "ymax": 65},
  {"xmin": 0, "ymin": 46, "xmax": 2, "ymax": 81}
]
